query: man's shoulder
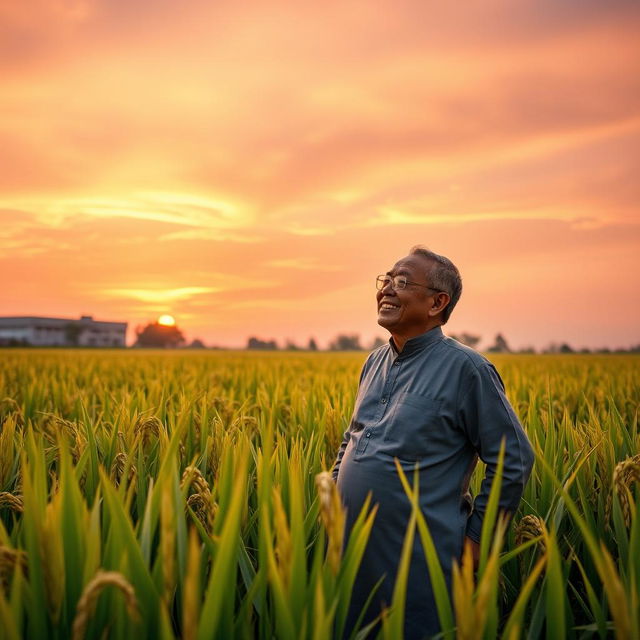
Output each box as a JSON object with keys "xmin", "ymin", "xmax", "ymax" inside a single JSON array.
[
  {"xmin": 439, "ymin": 335, "xmax": 492, "ymax": 372},
  {"xmin": 366, "ymin": 343, "xmax": 390, "ymax": 365}
]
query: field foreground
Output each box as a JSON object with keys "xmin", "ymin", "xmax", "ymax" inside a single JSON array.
[{"xmin": 0, "ymin": 350, "xmax": 639, "ymax": 639}]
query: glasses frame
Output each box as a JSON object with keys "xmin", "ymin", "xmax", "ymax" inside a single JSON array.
[{"xmin": 376, "ymin": 274, "xmax": 441, "ymax": 293}]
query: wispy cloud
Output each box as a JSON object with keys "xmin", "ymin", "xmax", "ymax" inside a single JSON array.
[
  {"xmin": 0, "ymin": 192, "xmax": 251, "ymax": 229},
  {"xmin": 100, "ymin": 287, "xmax": 220, "ymax": 303},
  {"xmin": 264, "ymin": 258, "xmax": 341, "ymax": 271},
  {"xmin": 157, "ymin": 229, "xmax": 264, "ymax": 243}
]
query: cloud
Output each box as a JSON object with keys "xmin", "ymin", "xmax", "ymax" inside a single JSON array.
[
  {"xmin": 2, "ymin": 1, "xmax": 638, "ymax": 207},
  {"xmin": 100, "ymin": 286, "xmax": 220, "ymax": 303},
  {"xmin": 157, "ymin": 229, "xmax": 264, "ymax": 243},
  {"xmin": 263, "ymin": 257, "xmax": 341, "ymax": 271},
  {"xmin": 0, "ymin": 191, "xmax": 251, "ymax": 228}
]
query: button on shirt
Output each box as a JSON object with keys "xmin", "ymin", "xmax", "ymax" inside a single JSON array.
[{"xmin": 332, "ymin": 326, "xmax": 534, "ymax": 639}]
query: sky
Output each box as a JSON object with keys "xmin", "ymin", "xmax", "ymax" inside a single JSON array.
[{"xmin": 1, "ymin": 0, "xmax": 639, "ymax": 350}]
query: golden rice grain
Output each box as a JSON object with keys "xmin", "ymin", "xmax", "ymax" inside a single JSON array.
[
  {"xmin": 110, "ymin": 452, "xmax": 137, "ymax": 487},
  {"xmin": 133, "ymin": 414, "xmax": 163, "ymax": 448},
  {"xmin": 515, "ymin": 514, "xmax": 547, "ymax": 552},
  {"xmin": 606, "ymin": 454, "xmax": 640, "ymax": 527},
  {"xmin": 315, "ymin": 471, "xmax": 345, "ymax": 575},
  {"xmin": 72, "ymin": 571, "xmax": 139, "ymax": 640},
  {"xmin": 0, "ymin": 491, "xmax": 23, "ymax": 513},
  {"xmin": 0, "ymin": 545, "xmax": 27, "ymax": 591}
]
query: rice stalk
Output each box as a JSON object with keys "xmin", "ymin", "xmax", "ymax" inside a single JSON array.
[
  {"xmin": 160, "ymin": 480, "xmax": 175, "ymax": 604},
  {"xmin": 515, "ymin": 514, "xmax": 547, "ymax": 553},
  {"xmin": 181, "ymin": 465, "xmax": 216, "ymax": 533},
  {"xmin": 182, "ymin": 527, "xmax": 201, "ymax": 640},
  {"xmin": 0, "ymin": 492, "xmax": 23, "ymax": 513},
  {"xmin": 315, "ymin": 471, "xmax": 345, "ymax": 575},
  {"xmin": 72, "ymin": 570, "xmax": 139, "ymax": 640},
  {"xmin": 0, "ymin": 545, "xmax": 27, "ymax": 591},
  {"xmin": 133, "ymin": 414, "xmax": 164, "ymax": 449},
  {"xmin": 110, "ymin": 452, "xmax": 137, "ymax": 487},
  {"xmin": 606, "ymin": 454, "xmax": 640, "ymax": 527},
  {"xmin": 271, "ymin": 488, "xmax": 292, "ymax": 590},
  {"xmin": 40, "ymin": 498, "xmax": 65, "ymax": 624}
]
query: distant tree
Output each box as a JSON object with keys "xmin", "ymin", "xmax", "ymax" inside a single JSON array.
[
  {"xmin": 188, "ymin": 338, "xmax": 206, "ymax": 349},
  {"xmin": 449, "ymin": 332, "xmax": 481, "ymax": 349},
  {"xmin": 487, "ymin": 333, "xmax": 511, "ymax": 353},
  {"xmin": 369, "ymin": 336, "xmax": 386, "ymax": 350},
  {"xmin": 285, "ymin": 339, "xmax": 301, "ymax": 351},
  {"xmin": 328, "ymin": 334, "xmax": 363, "ymax": 351},
  {"xmin": 247, "ymin": 337, "xmax": 278, "ymax": 350},
  {"xmin": 307, "ymin": 337, "xmax": 318, "ymax": 351},
  {"xmin": 518, "ymin": 346, "xmax": 537, "ymax": 354},
  {"xmin": 135, "ymin": 322, "xmax": 186, "ymax": 348},
  {"xmin": 543, "ymin": 342, "xmax": 576, "ymax": 354}
]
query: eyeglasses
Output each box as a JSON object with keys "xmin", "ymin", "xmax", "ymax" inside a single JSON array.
[{"xmin": 376, "ymin": 274, "xmax": 439, "ymax": 292}]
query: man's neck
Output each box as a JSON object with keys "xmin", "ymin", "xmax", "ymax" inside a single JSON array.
[{"xmin": 391, "ymin": 324, "xmax": 442, "ymax": 353}]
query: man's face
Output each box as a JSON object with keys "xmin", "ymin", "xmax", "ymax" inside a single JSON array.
[{"xmin": 376, "ymin": 254, "xmax": 437, "ymax": 337}]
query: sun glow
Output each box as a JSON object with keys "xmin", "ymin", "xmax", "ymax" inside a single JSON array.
[{"xmin": 157, "ymin": 315, "xmax": 176, "ymax": 327}]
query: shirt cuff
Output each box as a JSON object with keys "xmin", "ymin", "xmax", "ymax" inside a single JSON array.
[{"xmin": 465, "ymin": 512, "xmax": 482, "ymax": 543}]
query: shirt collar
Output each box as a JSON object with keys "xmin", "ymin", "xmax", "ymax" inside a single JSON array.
[{"xmin": 389, "ymin": 325, "xmax": 444, "ymax": 358}]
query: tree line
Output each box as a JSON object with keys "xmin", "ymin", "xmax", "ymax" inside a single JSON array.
[{"xmin": 132, "ymin": 322, "xmax": 640, "ymax": 353}]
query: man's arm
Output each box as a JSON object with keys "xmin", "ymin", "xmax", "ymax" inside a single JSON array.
[
  {"xmin": 331, "ymin": 429, "xmax": 350, "ymax": 482},
  {"xmin": 459, "ymin": 362, "xmax": 535, "ymax": 544}
]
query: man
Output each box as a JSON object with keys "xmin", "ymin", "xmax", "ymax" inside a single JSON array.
[{"xmin": 332, "ymin": 246, "xmax": 534, "ymax": 639}]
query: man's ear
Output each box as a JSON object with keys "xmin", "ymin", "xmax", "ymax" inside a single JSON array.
[{"xmin": 428, "ymin": 292, "xmax": 450, "ymax": 317}]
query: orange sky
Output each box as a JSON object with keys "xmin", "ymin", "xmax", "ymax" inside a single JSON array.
[{"xmin": 1, "ymin": 0, "xmax": 639, "ymax": 349}]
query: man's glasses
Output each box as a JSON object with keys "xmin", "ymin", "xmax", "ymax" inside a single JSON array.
[{"xmin": 376, "ymin": 275, "xmax": 439, "ymax": 292}]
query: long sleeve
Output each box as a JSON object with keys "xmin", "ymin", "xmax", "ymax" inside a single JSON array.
[
  {"xmin": 332, "ymin": 429, "xmax": 350, "ymax": 481},
  {"xmin": 459, "ymin": 362, "xmax": 534, "ymax": 543}
]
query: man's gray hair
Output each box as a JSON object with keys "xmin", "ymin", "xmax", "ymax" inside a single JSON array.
[{"xmin": 409, "ymin": 245, "xmax": 462, "ymax": 324}]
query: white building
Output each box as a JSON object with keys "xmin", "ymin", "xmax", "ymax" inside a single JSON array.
[{"xmin": 0, "ymin": 315, "xmax": 128, "ymax": 347}]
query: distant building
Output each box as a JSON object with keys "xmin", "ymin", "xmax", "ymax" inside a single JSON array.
[{"xmin": 0, "ymin": 315, "xmax": 127, "ymax": 347}]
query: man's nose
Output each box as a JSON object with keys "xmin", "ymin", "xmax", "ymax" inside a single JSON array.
[{"xmin": 381, "ymin": 279, "xmax": 396, "ymax": 294}]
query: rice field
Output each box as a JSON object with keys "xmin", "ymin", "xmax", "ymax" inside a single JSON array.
[{"xmin": 0, "ymin": 349, "xmax": 638, "ymax": 639}]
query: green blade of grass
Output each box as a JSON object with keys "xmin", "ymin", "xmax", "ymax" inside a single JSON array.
[
  {"xmin": 394, "ymin": 459, "xmax": 455, "ymax": 639},
  {"xmin": 197, "ymin": 441, "xmax": 249, "ymax": 640}
]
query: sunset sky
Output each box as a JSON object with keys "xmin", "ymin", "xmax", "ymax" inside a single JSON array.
[{"xmin": 1, "ymin": 0, "xmax": 639, "ymax": 350}]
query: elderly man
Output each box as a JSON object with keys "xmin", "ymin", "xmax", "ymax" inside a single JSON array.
[{"xmin": 332, "ymin": 246, "xmax": 534, "ymax": 639}]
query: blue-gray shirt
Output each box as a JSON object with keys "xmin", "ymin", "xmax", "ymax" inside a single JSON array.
[{"xmin": 333, "ymin": 326, "xmax": 534, "ymax": 639}]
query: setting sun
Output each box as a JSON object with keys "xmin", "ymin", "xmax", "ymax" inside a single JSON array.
[{"xmin": 158, "ymin": 315, "xmax": 176, "ymax": 327}]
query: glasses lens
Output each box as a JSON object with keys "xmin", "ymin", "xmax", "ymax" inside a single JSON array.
[
  {"xmin": 394, "ymin": 276, "xmax": 407, "ymax": 290},
  {"xmin": 376, "ymin": 276, "xmax": 388, "ymax": 290}
]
